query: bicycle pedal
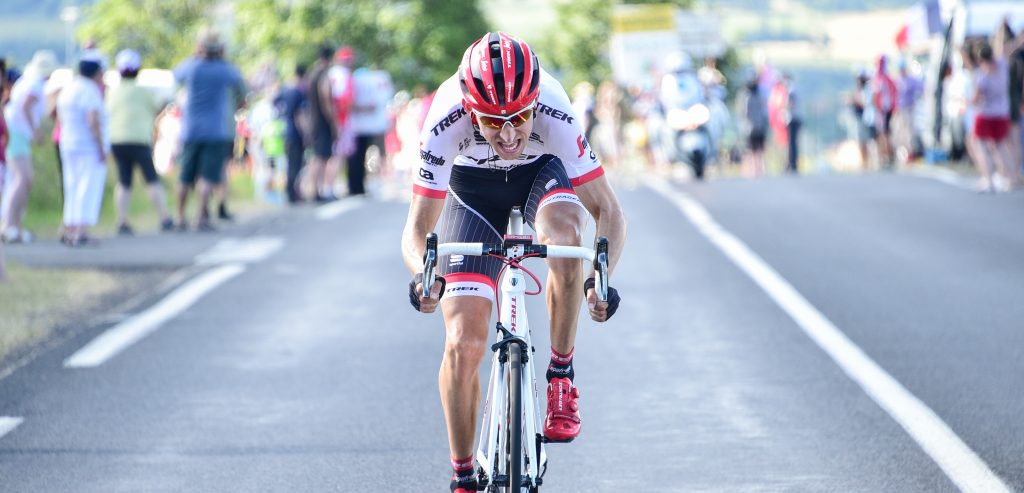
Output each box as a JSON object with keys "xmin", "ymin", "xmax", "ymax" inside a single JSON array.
[{"xmin": 540, "ymin": 435, "xmax": 575, "ymax": 444}]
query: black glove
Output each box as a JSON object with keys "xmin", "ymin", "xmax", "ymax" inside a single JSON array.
[
  {"xmin": 583, "ymin": 277, "xmax": 620, "ymax": 320},
  {"xmin": 409, "ymin": 273, "xmax": 446, "ymax": 311}
]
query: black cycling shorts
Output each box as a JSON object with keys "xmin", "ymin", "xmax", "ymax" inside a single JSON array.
[{"xmin": 437, "ymin": 154, "xmax": 584, "ymax": 302}]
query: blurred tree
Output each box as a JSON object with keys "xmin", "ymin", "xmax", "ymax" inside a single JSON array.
[
  {"xmin": 389, "ymin": 0, "xmax": 490, "ymax": 90},
  {"xmin": 234, "ymin": 0, "xmax": 489, "ymax": 91},
  {"xmin": 538, "ymin": 0, "xmax": 612, "ymax": 90},
  {"xmin": 78, "ymin": 0, "xmax": 215, "ymax": 68}
]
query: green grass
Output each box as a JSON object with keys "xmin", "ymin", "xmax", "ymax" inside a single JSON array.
[
  {"xmin": 0, "ymin": 263, "xmax": 121, "ymax": 361},
  {"xmin": 21, "ymin": 127, "xmax": 260, "ymax": 239}
]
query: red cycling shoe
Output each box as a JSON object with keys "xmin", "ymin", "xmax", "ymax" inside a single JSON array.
[{"xmin": 543, "ymin": 377, "xmax": 581, "ymax": 442}]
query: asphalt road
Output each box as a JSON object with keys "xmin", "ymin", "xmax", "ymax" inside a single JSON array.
[{"xmin": 0, "ymin": 171, "xmax": 1021, "ymax": 492}]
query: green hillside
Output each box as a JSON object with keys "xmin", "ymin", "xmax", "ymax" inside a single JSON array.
[{"xmin": 0, "ymin": 0, "xmax": 96, "ymax": 65}]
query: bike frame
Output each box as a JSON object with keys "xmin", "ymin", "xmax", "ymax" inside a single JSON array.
[{"xmin": 477, "ymin": 209, "xmax": 545, "ymax": 489}]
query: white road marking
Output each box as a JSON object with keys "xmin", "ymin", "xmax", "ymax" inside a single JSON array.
[
  {"xmin": 315, "ymin": 196, "xmax": 366, "ymax": 220},
  {"xmin": 646, "ymin": 177, "xmax": 1010, "ymax": 493},
  {"xmin": 64, "ymin": 264, "xmax": 246, "ymax": 368},
  {"xmin": 0, "ymin": 417, "xmax": 23, "ymax": 440},
  {"xmin": 899, "ymin": 166, "xmax": 974, "ymax": 190},
  {"xmin": 194, "ymin": 236, "xmax": 285, "ymax": 265}
]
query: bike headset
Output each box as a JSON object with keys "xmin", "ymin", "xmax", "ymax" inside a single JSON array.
[{"xmin": 458, "ymin": 32, "xmax": 541, "ymax": 129}]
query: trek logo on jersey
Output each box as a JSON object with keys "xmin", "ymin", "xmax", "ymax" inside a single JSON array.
[
  {"xmin": 536, "ymin": 103, "xmax": 574, "ymax": 124},
  {"xmin": 420, "ymin": 148, "xmax": 445, "ymax": 167},
  {"xmin": 419, "ymin": 168, "xmax": 435, "ymax": 181},
  {"xmin": 430, "ymin": 108, "xmax": 467, "ymax": 136}
]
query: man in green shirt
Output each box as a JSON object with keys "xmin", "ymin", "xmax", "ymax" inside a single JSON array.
[{"xmin": 107, "ymin": 49, "xmax": 173, "ymax": 234}]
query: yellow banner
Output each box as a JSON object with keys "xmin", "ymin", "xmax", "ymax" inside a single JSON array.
[{"xmin": 611, "ymin": 4, "xmax": 676, "ymax": 33}]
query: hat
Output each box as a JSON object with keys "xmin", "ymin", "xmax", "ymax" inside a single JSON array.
[
  {"xmin": 25, "ymin": 50, "xmax": 58, "ymax": 79},
  {"xmin": 116, "ymin": 49, "xmax": 141, "ymax": 71},
  {"xmin": 334, "ymin": 46, "xmax": 355, "ymax": 63}
]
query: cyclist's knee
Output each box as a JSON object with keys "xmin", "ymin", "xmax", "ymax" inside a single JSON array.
[
  {"xmin": 536, "ymin": 214, "xmax": 583, "ymax": 248},
  {"xmin": 442, "ymin": 298, "xmax": 491, "ymax": 374},
  {"xmin": 444, "ymin": 334, "xmax": 487, "ymax": 369}
]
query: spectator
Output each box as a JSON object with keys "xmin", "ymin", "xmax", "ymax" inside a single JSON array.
[
  {"xmin": 0, "ymin": 58, "xmax": 7, "ymax": 280},
  {"xmin": 593, "ymin": 80, "xmax": 623, "ymax": 169},
  {"xmin": 571, "ymin": 81, "xmax": 596, "ymax": 143},
  {"xmin": 215, "ymin": 86, "xmax": 244, "ymax": 222},
  {"xmin": 107, "ymin": 49, "xmax": 174, "ymax": 235},
  {"xmin": 782, "ymin": 73, "xmax": 801, "ymax": 173},
  {"xmin": 276, "ymin": 64, "xmax": 309, "ymax": 204},
  {"xmin": 872, "ymin": 55, "xmax": 899, "ymax": 167},
  {"xmin": 349, "ymin": 63, "xmax": 394, "ymax": 196},
  {"xmin": 851, "ymin": 71, "xmax": 876, "ymax": 170},
  {"xmin": 971, "ymin": 37, "xmax": 1018, "ymax": 192},
  {"xmin": 895, "ymin": 58, "xmax": 924, "ymax": 163},
  {"xmin": 1003, "ymin": 20, "xmax": 1024, "ymax": 178},
  {"xmin": 305, "ymin": 45, "xmax": 338, "ymax": 202},
  {"xmin": 328, "ymin": 46, "xmax": 356, "ymax": 195},
  {"xmin": 767, "ymin": 77, "xmax": 790, "ymax": 150},
  {"xmin": 1, "ymin": 50, "xmax": 57, "ymax": 244},
  {"xmin": 739, "ymin": 75, "xmax": 768, "ymax": 176},
  {"xmin": 57, "ymin": 50, "xmax": 109, "ymax": 247},
  {"xmin": 173, "ymin": 28, "xmax": 245, "ymax": 231}
]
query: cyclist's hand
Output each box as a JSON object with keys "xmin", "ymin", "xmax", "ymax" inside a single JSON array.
[
  {"xmin": 409, "ymin": 273, "xmax": 446, "ymax": 313},
  {"xmin": 584, "ymin": 277, "xmax": 621, "ymax": 322}
]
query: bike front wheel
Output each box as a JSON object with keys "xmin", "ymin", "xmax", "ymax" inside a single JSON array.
[{"xmin": 506, "ymin": 345, "xmax": 523, "ymax": 492}]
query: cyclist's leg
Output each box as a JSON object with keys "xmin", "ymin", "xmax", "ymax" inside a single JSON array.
[
  {"xmin": 524, "ymin": 157, "xmax": 588, "ymax": 354},
  {"xmin": 439, "ymin": 296, "xmax": 491, "ymax": 459},
  {"xmin": 525, "ymin": 156, "xmax": 588, "ymax": 442},
  {"xmin": 437, "ymin": 183, "xmax": 506, "ymax": 463}
]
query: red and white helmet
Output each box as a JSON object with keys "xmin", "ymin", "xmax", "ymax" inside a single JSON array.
[{"xmin": 458, "ymin": 32, "xmax": 540, "ymax": 116}]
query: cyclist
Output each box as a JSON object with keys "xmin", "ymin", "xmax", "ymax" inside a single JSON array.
[{"xmin": 400, "ymin": 32, "xmax": 626, "ymax": 492}]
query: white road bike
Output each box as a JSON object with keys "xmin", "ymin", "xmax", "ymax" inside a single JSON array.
[{"xmin": 423, "ymin": 208, "xmax": 610, "ymax": 492}]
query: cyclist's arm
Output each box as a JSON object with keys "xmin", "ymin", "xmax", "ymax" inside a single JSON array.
[
  {"xmin": 574, "ymin": 173, "xmax": 626, "ymax": 275},
  {"xmin": 401, "ymin": 193, "xmax": 444, "ymax": 273},
  {"xmin": 401, "ymin": 193, "xmax": 446, "ymax": 312}
]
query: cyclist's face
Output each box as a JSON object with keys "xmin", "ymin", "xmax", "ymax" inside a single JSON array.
[{"xmin": 478, "ymin": 113, "xmax": 534, "ymax": 161}]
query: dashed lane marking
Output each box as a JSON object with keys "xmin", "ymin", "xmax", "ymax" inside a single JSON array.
[
  {"xmin": 64, "ymin": 264, "xmax": 246, "ymax": 368},
  {"xmin": 646, "ymin": 177, "xmax": 1010, "ymax": 493},
  {"xmin": 194, "ymin": 236, "xmax": 285, "ymax": 265},
  {"xmin": 0, "ymin": 417, "xmax": 24, "ymax": 441},
  {"xmin": 315, "ymin": 196, "xmax": 366, "ymax": 221}
]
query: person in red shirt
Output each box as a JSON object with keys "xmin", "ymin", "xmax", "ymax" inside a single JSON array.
[{"xmin": 873, "ymin": 55, "xmax": 899, "ymax": 166}]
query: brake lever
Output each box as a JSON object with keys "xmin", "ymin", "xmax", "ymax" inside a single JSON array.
[
  {"xmin": 423, "ymin": 233, "xmax": 438, "ymax": 297},
  {"xmin": 594, "ymin": 236, "xmax": 609, "ymax": 303}
]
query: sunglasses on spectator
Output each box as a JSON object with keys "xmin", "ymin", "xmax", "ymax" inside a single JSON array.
[{"xmin": 473, "ymin": 103, "xmax": 536, "ymax": 130}]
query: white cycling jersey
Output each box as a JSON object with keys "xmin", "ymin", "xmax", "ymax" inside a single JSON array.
[{"xmin": 413, "ymin": 68, "xmax": 604, "ymax": 199}]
